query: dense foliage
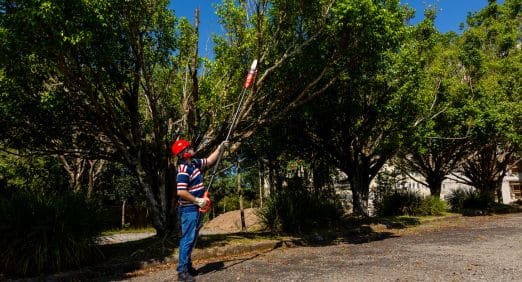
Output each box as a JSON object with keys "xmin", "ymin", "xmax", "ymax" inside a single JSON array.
[
  {"xmin": 0, "ymin": 190, "xmax": 106, "ymax": 276},
  {"xmin": 373, "ymin": 167, "xmax": 446, "ymax": 217},
  {"xmin": 446, "ymin": 188, "xmax": 517, "ymax": 215},
  {"xmin": 374, "ymin": 189, "xmax": 446, "ymax": 217},
  {"xmin": 257, "ymin": 180, "xmax": 344, "ymax": 233}
]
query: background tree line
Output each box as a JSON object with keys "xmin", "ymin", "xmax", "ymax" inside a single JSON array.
[{"xmin": 0, "ymin": 0, "xmax": 520, "ymax": 275}]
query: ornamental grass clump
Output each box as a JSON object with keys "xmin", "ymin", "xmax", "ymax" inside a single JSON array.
[
  {"xmin": 0, "ymin": 189, "xmax": 106, "ymax": 277},
  {"xmin": 257, "ymin": 184, "xmax": 343, "ymax": 233},
  {"xmin": 375, "ymin": 189, "xmax": 447, "ymax": 217},
  {"xmin": 447, "ymin": 188, "xmax": 516, "ymax": 215}
]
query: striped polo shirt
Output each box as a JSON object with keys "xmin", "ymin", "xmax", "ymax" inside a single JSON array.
[{"xmin": 176, "ymin": 158, "xmax": 208, "ymax": 206}]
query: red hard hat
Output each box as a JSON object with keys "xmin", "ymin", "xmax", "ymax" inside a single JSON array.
[{"xmin": 171, "ymin": 139, "xmax": 191, "ymax": 156}]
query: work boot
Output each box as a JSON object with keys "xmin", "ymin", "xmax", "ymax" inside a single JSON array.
[
  {"xmin": 188, "ymin": 266, "xmax": 199, "ymax": 276},
  {"xmin": 177, "ymin": 271, "xmax": 195, "ymax": 282}
]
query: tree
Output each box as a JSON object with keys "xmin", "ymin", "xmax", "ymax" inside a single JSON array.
[
  {"xmin": 0, "ymin": 0, "xmax": 355, "ymax": 234},
  {"xmin": 212, "ymin": 0, "xmax": 432, "ymax": 217},
  {"xmin": 394, "ymin": 10, "xmax": 472, "ymax": 198},
  {"xmin": 94, "ymin": 162, "xmax": 145, "ymax": 228},
  {"xmin": 206, "ymin": 0, "xmax": 341, "ymax": 144},
  {"xmin": 453, "ymin": 0, "xmax": 522, "ymax": 201},
  {"xmin": 1, "ymin": 0, "xmax": 191, "ymax": 236},
  {"xmin": 0, "ymin": 150, "xmax": 68, "ymax": 193},
  {"xmin": 293, "ymin": 0, "xmax": 413, "ymax": 216}
]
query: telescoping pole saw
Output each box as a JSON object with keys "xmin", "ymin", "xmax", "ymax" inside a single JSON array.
[{"xmin": 199, "ymin": 59, "xmax": 258, "ymax": 213}]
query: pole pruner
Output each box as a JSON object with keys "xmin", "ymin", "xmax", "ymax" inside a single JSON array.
[{"xmin": 199, "ymin": 59, "xmax": 258, "ymax": 213}]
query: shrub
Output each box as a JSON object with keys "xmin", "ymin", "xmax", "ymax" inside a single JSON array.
[
  {"xmin": 256, "ymin": 194, "xmax": 282, "ymax": 233},
  {"xmin": 375, "ymin": 190, "xmax": 421, "ymax": 216},
  {"xmin": 375, "ymin": 190, "xmax": 446, "ymax": 217},
  {"xmin": 0, "ymin": 190, "xmax": 107, "ymax": 277},
  {"xmin": 447, "ymin": 188, "xmax": 497, "ymax": 215},
  {"xmin": 256, "ymin": 186, "xmax": 343, "ymax": 233},
  {"xmin": 446, "ymin": 188, "xmax": 470, "ymax": 213},
  {"xmin": 417, "ymin": 196, "xmax": 447, "ymax": 216}
]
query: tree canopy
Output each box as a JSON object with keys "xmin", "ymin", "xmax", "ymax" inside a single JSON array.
[{"xmin": 1, "ymin": 0, "xmax": 520, "ymax": 233}]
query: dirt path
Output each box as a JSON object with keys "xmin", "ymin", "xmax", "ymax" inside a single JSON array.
[
  {"xmin": 97, "ymin": 208, "xmax": 261, "ymax": 245},
  {"xmin": 201, "ymin": 208, "xmax": 262, "ymax": 234},
  {"xmin": 121, "ymin": 213, "xmax": 522, "ymax": 282}
]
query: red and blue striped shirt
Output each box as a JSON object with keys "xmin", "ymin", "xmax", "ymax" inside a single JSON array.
[{"xmin": 176, "ymin": 158, "xmax": 208, "ymax": 206}]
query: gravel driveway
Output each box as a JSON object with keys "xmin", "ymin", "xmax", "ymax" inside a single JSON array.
[{"xmin": 118, "ymin": 213, "xmax": 522, "ymax": 282}]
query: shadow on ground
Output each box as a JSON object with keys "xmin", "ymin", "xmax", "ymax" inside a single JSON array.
[
  {"xmin": 294, "ymin": 216, "xmax": 420, "ymax": 246},
  {"xmin": 23, "ymin": 216, "xmax": 419, "ymax": 281}
]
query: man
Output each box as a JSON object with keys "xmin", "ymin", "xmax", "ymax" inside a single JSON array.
[{"xmin": 172, "ymin": 139, "xmax": 228, "ymax": 282}]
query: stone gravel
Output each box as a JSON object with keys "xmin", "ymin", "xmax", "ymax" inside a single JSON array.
[{"xmin": 112, "ymin": 213, "xmax": 522, "ymax": 282}]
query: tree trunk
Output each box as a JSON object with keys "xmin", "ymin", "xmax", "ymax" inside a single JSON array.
[
  {"xmin": 238, "ymin": 161, "xmax": 246, "ymax": 231},
  {"xmin": 348, "ymin": 165, "xmax": 371, "ymax": 217},
  {"xmin": 482, "ymin": 180, "xmax": 498, "ymax": 198},
  {"xmin": 312, "ymin": 159, "xmax": 329, "ymax": 199},
  {"xmin": 339, "ymin": 149, "xmax": 384, "ymax": 218},
  {"xmin": 268, "ymin": 159, "xmax": 277, "ymax": 194},
  {"xmin": 494, "ymin": 166, "xmax": 510, "ymax": 204},
  {"xmin": 426, "ymin": 174, "xmax": 445, "ymax": 199},
  {"xmin": 459, "ymin": 144, "xmax": 515, "ymax": 204},
  {"xmin": 495, "ymin": 177, "xmax": 504, "ymax": 203},
  {"xmin": 351, "ymin": 181, "xmax": 370, "ymax": 217},
  {"xmin": 59, "ymin": 156, "xmax": 85, "ymax": 192},
  {"xmin": 87, "ymin": 159, "xmax": 106, "ymax": 199},
  {"xmin": 258, "ymin": 160, "xmax": 264, "ymax": 208},
  {"xmin": 121, "ymin": 199, "xmax": 126, "ymax": 229},
  {"xmin": 496, "ymin": 186, "xmax": 503, "ymax": 203},
  {"xmin": 134, "ymin": 162, "xmax": 176, "ymax": 237}
]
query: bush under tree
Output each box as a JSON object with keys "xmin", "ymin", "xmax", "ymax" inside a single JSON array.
[
  {"xmin": 374, "ymin": 188, "xmax": 447, "ymax": 217},
  {"xmin": 446, "ymin": 188, "xmax": 516, "ymax": 215},
  {"xmin": 257, "ymin": 178, "xmax": 344, "ymax": 233},
  {"xmin": 0, "ymin": 189, "xmax": 106, "ymax": 276}
]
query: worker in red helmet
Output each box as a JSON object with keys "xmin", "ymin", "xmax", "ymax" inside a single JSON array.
[{"xmin": 172, "ymin": 138, "xmax": 228, "ymax": 282}]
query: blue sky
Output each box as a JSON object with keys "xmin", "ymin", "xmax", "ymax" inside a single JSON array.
[
  {"xmin": 402, "ymin": 0, "xmax": 503, "ymax": 32},
  {"xmin": 169, "ymin": 0, "xmax": 501, "ymax": 58}
]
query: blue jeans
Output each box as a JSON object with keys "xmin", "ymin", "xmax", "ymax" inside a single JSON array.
[{"xmin": 177, "ymin": 206, "xmax": 201, "ymax": 273}]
